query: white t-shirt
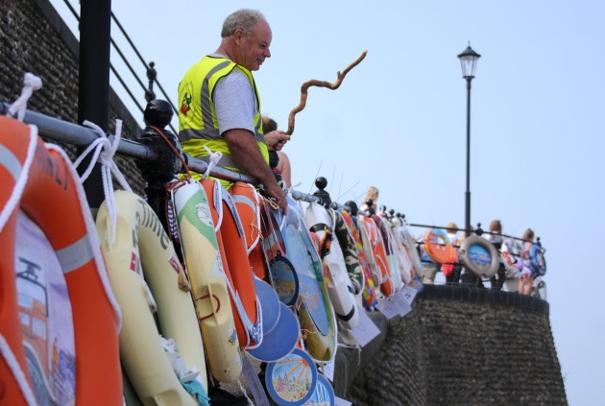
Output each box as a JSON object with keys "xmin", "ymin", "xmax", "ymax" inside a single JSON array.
[
  {"xmin": 213, "ymin": 67, "xmax": 257, "ymax": 137},
  {"xmin": 447, "ymin": 232, "xmax": 460, "ymax": 246}
]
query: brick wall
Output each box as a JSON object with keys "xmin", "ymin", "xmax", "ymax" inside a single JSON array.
[
  {"xmin": 348, "ymin": 286, "xmax": 567, "ymax": 405},
  {"xmin": 0, "ymin": 0, "xmax": 146, "ymax": 196}
]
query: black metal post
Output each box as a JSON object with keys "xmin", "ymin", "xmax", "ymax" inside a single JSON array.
[
  {"xmin": 78, "ymin": 0, "xmax": 112, "ymax": 211},
  {"xmin": 465, "ymin": 77, "xmax": 472, "ymax": 237}
]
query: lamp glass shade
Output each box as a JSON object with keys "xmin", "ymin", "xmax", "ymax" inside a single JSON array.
[{"xmin": 458, "ymin": 45, "xmax": 481, "ymax": 78}]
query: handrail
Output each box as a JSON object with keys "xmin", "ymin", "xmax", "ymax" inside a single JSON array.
[
  {"xmin": 61, "ymin": 0, "xmax": 176, "ymax": 130},
  {"xmin": 290, "ymin": 190, "xmax": 318, "ymax": 203},
  {"xmin": 1, "ymin": 101, "xmax": 254, "ymax": 184},
  {"xmin": 0, "ymin": 101, "xmax": 545, "ymax": 248},
  {"xmin": 407, "ymin": 222, "xmax": 541, "ymax": 246}
]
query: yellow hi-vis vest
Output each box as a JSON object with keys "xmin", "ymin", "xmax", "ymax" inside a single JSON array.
[{"xmin": 178, "ymin": 55, "xmax": 268, "ymax": 179}]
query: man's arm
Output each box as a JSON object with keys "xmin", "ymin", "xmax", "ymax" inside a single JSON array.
[{"xmin": 225, "ymin": 129, "xmax": 286, "ymax": 212}]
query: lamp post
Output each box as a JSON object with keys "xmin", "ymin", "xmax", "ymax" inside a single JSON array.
[{"xmin": 457, "ymin": 43, "xmax": 481, "ymax": 236}]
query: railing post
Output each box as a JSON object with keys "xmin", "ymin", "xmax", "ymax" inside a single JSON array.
[{"xmin": 78, "ymin": 0, "xmax": 112, "ymax": 211}]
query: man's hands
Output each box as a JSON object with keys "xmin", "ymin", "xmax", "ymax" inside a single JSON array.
[
  {"xmin": 225, "ymin": 129, "xmax": 287, "ymax": 213},
  {"xmin": 263, "ymin": 181, "xmax": 287, "ymax": 213},
  {"xmin": 265, "ymin": 130, "xmax": 290, "ymax": 151}
]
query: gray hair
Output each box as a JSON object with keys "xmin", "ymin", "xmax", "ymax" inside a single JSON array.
[{"xmin": 221, "ymin": 9, "xmax": 266, "ymax": 38}]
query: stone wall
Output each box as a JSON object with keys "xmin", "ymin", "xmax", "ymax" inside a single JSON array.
[
  {"xmin": 345, "ymin": 286, "xmax": 567, "ymax": 405},
  {"xmin": 0, "ymin": 0, "xmax": 146, "ymax": 196}
]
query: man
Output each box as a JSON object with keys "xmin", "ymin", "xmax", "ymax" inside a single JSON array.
[{"xmin": 178, "ymin": 9, "xmax": 289, "ymax": 211}]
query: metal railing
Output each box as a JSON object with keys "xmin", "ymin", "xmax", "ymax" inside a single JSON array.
[
  {"xmin": 60, "ymin": 0, "xmax": 177, "ymax": 132},
  {"xmin": 1, "ymin": 101, "xmax": 252, "ymax": 184}
]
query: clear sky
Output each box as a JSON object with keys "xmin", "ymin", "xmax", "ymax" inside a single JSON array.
[{"xmin": 49, "ymin": 1, "xmax": 605, "ymax": 404}]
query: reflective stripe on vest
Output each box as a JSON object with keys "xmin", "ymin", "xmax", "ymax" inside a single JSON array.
[{"xmin": 178, "ymin": 55, "xmax": 267, "ymax": 175}]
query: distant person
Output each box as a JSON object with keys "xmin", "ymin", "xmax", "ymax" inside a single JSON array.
[
  {"xmin": 443, "ymin": 222, "xmax": 462, "ymax": 285},
  {"xmin": 419, "ymin": 234, "xmax": 438, "ymax": 285},
  {"xmin": 360, "ymin": 186, "xmax": 379, "ymax": 213},
  {"xmin": 177, "ymin": 9, "xmax": 289, "ymax": 211},
  {"xmin": 487, "ymin": 219, "xmax": 506, "ymax": 291},
  {"xmin": 501, "ymin": 236, "xmax": 522, "ymax": 293},
  {"xmin": 261, "ymin": 115, "xmax": 292, "ymax": 188},
  {"xmin": 518, "ymin": 228, "xmax": 535, "ymax": 295}
]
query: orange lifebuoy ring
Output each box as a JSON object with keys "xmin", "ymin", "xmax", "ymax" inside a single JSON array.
[
  {"xmin": 201, "ymin": 179, "xmax": 261, "ymax": 349},
  {"xmin": 340, "ymin": 211, "xmax": 378, "ymax": 307},
  {"xmin": 0, "ymin": 116, "xmax": 122, "ymax": 405},
  {"xmin": 229, "ymin": 182, "xmax": 267, "ymax": 280},
  {"xmin": 423, "ymin": 228, "xmax": 457, "ymax": 265},
  {"xmin": 359, "ymin": 215, "xmax": 394, "ymax": 297},
  {"xmin": 375, "ymin": 215, "xmax": 404, "ymax": 290}
]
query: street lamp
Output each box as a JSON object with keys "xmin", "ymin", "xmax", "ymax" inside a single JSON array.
[{"xmin": 457, "ymin": 43, "xmax": 481, "ymax": 236}]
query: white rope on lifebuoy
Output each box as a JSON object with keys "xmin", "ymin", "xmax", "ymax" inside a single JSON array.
[
  {"xmin": 7, "ymin": 73, "xmax": 42, "ymax": 122},
  {"xmin": 202, "ymin": 145, "xmax": 222, "ymax": 179},
  {"xmin": 74, "ymin": 120, "xmax": 132, "ymax": 245}
]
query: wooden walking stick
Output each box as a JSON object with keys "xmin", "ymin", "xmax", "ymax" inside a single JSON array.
[{"xmin": 286, "ymin": 49, "xmax": 368, "ymax": 135}]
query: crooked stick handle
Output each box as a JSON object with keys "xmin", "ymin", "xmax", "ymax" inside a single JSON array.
[{"xmin": 286, "ymin": 49, "xmax": 368, "ymax": 135}]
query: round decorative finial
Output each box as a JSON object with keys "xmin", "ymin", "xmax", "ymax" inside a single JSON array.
[
  {"xmin": 147, "ymin": 61, "xmax": 157, "ymax": 81},
  {"xmin": 315, "ymin": 177, "xmax": 327, "ymax": 190}
]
